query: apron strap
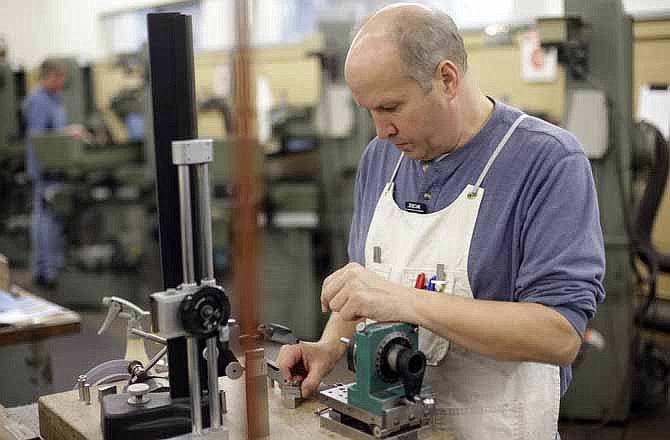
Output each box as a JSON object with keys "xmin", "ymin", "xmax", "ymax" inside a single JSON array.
[
  {"xmin": 389, "ymin": 152, "xmax": 405, "ymax": 183},
  {"xmin": 469, "ymin": 114, "xmax": 528, "ymax": 197}
]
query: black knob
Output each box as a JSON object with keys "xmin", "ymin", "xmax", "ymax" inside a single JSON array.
[
  {"xmin": 180, "ymin": 286, "xmax": 231, "ymax": 337},
  {"xmin": 396, "ymin": 348, "xmax": 426, "ymax": 401}
]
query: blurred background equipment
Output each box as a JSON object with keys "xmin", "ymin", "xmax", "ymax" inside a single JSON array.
[{"xmin": 539, "ymin": 0, "xmax": 670, "ymax": 429}]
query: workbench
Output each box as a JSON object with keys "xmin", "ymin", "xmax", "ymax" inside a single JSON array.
[
  {"xmin": 38, "ymin": 375, "xmax": 451, "ymax": 440},
  {"xmin": 0, "ymin": 285, "xmax": 81, "ymax": 347},
  {"xmin": 0, "ymin": 284, "xmax": 82, "ymax": 408}
]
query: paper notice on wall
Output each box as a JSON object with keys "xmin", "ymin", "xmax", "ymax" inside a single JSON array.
[
  {"xmin": 212, "ymin": 64, "xmax": 232, "ymax": 98},
  {"xmin": 521, "ymin": 30, "xmax": 558, "ymax": 83},
  {"xmin": 637, "ymin": 84, "xmax": 670, "ymax": 140},
  {"xmin": 315, "ymin": 84, "xmax": 354, "ymax": 138}
]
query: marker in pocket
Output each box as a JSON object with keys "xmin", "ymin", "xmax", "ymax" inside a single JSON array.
[
  {"xmin": 373, "ymin": 246, "xmax": 382, "ymax": 264},
  {"xmin": 414, "ymin": 272, "xmax": 426, "ymax": 289},
  {"xmin": 427, "ymin": 275, "xmax": 437, "ymax": 291}
]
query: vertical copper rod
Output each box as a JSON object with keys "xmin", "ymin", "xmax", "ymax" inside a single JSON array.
[{"xmin": 233, "ymin": 0, "xmax": 263, "ymax": 438}]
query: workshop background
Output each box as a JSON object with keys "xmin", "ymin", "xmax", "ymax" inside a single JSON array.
[{"xmin": 0, "ymin": 0, "xmax": 670, "ymax": 439}]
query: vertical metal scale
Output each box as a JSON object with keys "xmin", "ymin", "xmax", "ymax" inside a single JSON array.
[
  {"xmin": 100, "ymin": 12, "xmax": 240, "ymax": 440},
  {"xmin": 147, "ymin": 12, "xmax": 199, "ymax": 399}
]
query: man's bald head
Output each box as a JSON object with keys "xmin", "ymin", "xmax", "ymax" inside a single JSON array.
[{"xmin": 346, "ymin": 3, "xmax": 467, "ymax": 91}]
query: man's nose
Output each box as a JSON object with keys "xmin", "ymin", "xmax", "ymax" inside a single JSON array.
[{"xmin": 374, "ymin": 118, "xmax": 398, "ymax": 140}]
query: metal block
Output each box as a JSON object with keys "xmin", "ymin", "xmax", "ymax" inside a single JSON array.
[
  {"xmin": 150, "ymin": 285, "xmax": 199, "ymax": 339},
  {"xmin": 320, "ymin": 384, "xmax": 434, "ymax": 437},
  {"xmin": 167, "ymin": 427, "xmax": 229, "ymax": 439},
  {"xmin": 98, "ymin": 384, "xmax": 117, "ymax": 405},
  {"xmin": 266, "ymin": 359, "xmax": 303, "ymax": 409},
  {"xmin": 171, "ymin": 139, "xmax": 213, "ymax": 165},
  {"xmin": 319, "ymin": 411, "xmax": 433, "ymax": 440}
]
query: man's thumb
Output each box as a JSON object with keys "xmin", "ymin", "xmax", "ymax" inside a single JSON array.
[{"xmin": 300, "ymin": 369, "xmax": 322, "ymax": 397}]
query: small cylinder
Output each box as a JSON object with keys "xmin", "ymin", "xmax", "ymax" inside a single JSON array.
[
  {"xmin": 77, "ymin": 375, "xmax": 87, "ymax": 401},
  {"xmin": 83, "ymin": 383, "xmax": 91, "ymax": 405}
]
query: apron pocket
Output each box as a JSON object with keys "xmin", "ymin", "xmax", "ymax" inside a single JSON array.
[
  {"xmin": 435, "ymin": 401, "xmax": 525, "ymax": 440},
  {"xmin": 401, "ymin": 267, "xmax": 437, "ymax": 288},
  {"xmin": 451, "ymin": 268, "xmax": 472, "ymax": 298},
  {"xmin": 367, "ymin": 262, "xmax": 391, "ymax": 280}
]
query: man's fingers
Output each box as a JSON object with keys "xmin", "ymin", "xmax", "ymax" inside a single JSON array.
[
  {"xmin": 338, "ymin": 299, "xmax": 361, "ymax": 322},
  {"xmin": 321, "ymin": 268, "xmax": 351, "ymax": 312},
  {"xmin": 276, "ymin": 345, "xmax": 302, "ymax": 380},
  {"xmin": 300, "ymin": 368, "xmax": 322, "ymax": 397},
  {"xmin": 328, "ymin": 283, "xmax": 352, "ymax": 313}
]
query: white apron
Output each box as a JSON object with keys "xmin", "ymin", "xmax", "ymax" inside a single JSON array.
[{"xmin": 364, "ymin": 115, "xmax": 560, "ymax": 440}]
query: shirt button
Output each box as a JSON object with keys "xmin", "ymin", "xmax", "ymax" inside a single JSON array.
[
  {"xmin": 421, "ymin": 163, "xmax": 429, "ymax": 173},
  {"xmin": 423, "ymin": 192, "xmax": 432, "ymax": 200}
]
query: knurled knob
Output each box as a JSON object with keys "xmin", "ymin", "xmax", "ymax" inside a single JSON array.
[
  {"xmin": 127, "ymin": 383, "xmax": 151, "ymax": 405},
  {"xmin": 128, "ymin": 383, "xmax": 150, "ymax": 397}
]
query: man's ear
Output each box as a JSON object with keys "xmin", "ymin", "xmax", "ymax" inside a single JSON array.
[{"xmin": 434, "ymin": 59, "xmax": 460, "ymax": 100}]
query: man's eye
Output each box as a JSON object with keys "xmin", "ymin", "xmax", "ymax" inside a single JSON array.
[{"xmin": 382, "ymin": 106, "xmax": 397, "ymax": 112}]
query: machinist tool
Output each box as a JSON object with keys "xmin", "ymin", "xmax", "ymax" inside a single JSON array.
[{"xmin": 319, "ymin": 321, "xmax": 435, "ymax": 439}]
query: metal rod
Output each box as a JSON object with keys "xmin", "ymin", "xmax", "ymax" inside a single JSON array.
[
  {"xmin": 196, "ymin": 163, "xmax": 215, "ymax": 282},
  {"xmin": 178, "ymin": 165, "xmax": 196, "ymax": 285},
  {"xmin": 206, "ymin": 336, "xmax": 221, "ymax": 429},
  {"xmin": 234, "ymin": 0, "xmax": 265, "ymax": 435},
  {"xmin": 186, "ymin": 337, "xmax": 203, "ymax": 434},
  {"xmin": 130, "ymin": 328, "xmax": 167, "ymax": 345},
  {"xmin": 145, "ymin": 346, "xmax": 168, "ymax": 372}
]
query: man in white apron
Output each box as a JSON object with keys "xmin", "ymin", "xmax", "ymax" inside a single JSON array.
[{"xmin": 277, "ymin": 4, "xmax": 605, "ymax": 439}]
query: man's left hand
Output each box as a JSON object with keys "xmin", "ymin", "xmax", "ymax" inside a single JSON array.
[{"xmin": 320, "ymin": 262, "xmax": 409, "ymax": 322}]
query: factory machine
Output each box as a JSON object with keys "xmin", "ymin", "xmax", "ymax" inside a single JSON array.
[
  {"xmin": 320, "ymin": 321, "xmax": 435, "ymax": 439},
  {"xmin": 0, "ymin": 61, "xmax": 30, "ymax": 265},
  {"xmin": 538, "ymin": 0, "xmax": 670, "ymax": 423}
]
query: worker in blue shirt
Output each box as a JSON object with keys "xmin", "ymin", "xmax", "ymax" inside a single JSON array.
[
  {"xmin": 277, "ymin": 4, "xmax": 605, "ymax": 439},
  {"xmin": 24, "ymin": 58, "xmax": 88, "ymax": 288}
]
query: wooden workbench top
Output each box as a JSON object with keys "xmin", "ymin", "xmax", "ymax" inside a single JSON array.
[{"xmin": 38, "ymin": 376, "xmax": 450, "ymax": 440}]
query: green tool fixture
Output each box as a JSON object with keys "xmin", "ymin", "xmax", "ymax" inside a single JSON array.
[
  {"xmin": 347, "ymin": 322, "xmax": 427, "ymax": 414},
  {"xmin": 319, "ymin": 321, "xmax": 434, "ymax": 439}
]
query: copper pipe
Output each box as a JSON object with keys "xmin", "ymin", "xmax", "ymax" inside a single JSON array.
[{"xmin": 233, "ymin": 0, "xmax": 264, "ymax": 438}]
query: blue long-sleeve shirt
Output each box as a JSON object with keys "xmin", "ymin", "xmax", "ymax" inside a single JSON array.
[
  {"xmin": 347, "ymin": 99, "xmax": 606, "ymax": 395},
  {"xmin": 23, "ymin": 86, "xmax": 67, "ymax": 180}
]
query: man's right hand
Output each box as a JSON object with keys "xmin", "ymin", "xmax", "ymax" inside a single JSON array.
[{"xmin": 276, "ymin": 340, "xmax": 344, "ymax": 397}]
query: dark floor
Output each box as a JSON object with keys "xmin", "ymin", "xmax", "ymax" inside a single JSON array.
[{"xmin": 1, "ymin": 269, "xmax": 669, "ymax": 439}]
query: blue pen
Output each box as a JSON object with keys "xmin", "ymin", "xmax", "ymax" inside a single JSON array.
[{"xmin": 426, "ymin": 276, "xmax": 436, "ymax": 291}]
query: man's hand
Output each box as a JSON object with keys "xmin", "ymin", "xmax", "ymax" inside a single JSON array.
[
  {"xmin": 64, "ymin": 124, "xmax": 93, "ymax": 143},
  {"xmin": 320, "ymin": 262, "xmax": 409, "ymax": 322},
  {"xmin": 276, "ymin": 340, "xmax": 343, "ymax": 397}
]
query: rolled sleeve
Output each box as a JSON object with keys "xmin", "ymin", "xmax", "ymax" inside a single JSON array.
[{"xmin": 515, "ymin": 153, "xmax": 606, "ymax": 336}]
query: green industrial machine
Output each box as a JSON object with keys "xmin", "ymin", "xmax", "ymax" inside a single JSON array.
[
  {"xmin": 0, "ymin": 62, "xmax": 30, "ymax": 266},
  {"xmin": 316, "ymin": 20, "xmax": 377, "ymax": 270},
  {"xmin": 59, "ymin": 57, "xmax": 87, "ymax": 125},
  {"xmin": 208, "ymin": 139, "xmax": 325, "ymax": 340},
  {"xmin": 538, "ymin": 0, "xmax": 636, "ymax": 423},
  {"xmin": 320, "ymin": 322, "xmax": 434, "ymax": 439},
  {"xmin": 0, "ymin": 62, "xmax": 20, "ymax": 151},
  {"xmin": 31, "ymin": 134, "xmax": 141, "ymax": 172}
]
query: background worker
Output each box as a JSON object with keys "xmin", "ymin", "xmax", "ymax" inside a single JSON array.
[
  {"xmin": 24, "ymin": 57, "xmax": 89, "ymax": 288},
  {"xmin": 277, "ymin": 4, "xmax": 605, "ymax": 439}
]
